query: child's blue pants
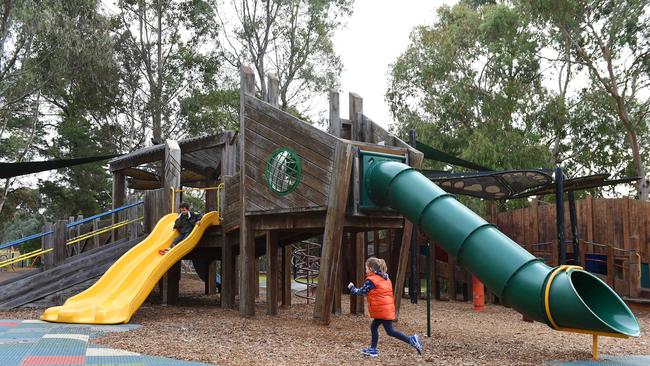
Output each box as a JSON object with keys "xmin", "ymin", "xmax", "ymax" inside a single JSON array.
[{"xmin": 370, "ymin": 319, "xmax": 410, "ymax": 348}]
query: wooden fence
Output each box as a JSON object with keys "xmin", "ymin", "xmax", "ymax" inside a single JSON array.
[{"xmin": 490, "ymin": 197, "xmax": 650, "ymax": 298}]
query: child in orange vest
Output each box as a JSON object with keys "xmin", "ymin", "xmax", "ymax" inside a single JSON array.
[{"xmin": 348, "ymin": 257, "xmax": 423, "ymax": 358}]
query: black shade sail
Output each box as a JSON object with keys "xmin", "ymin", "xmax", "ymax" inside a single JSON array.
[{"xmin": 0, "ymin": 154, "xmax": 121, "ymax": 179}]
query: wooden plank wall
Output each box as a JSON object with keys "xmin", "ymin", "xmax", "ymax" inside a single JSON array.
[
  {"xmin": 242, "ymin": 94, "xmax": 339, "ymax": 213},
  {"xmin": 223, "ymin": 174, "xmax": 241, "ymax": 232}
]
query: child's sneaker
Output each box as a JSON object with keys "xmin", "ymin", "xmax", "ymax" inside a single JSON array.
[
  {"xmin": 409, "ymin": 334, "xmax": 423, "ymax": 355},
  {"xmin": 158, "ymin": 248, "xmax": 169, "ymax": 255},
  {"xmin": 361, "ymin": 347, "xmax": 378, "ymax": 357}
]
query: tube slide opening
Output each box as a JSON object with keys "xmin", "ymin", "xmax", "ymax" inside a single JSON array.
[{"xmin": 569, "ymin": 271, "xmax": 640, "ymax": 337}]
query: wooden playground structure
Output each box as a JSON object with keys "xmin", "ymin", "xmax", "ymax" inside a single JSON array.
[{"xmin": 0, "ymin": 65, "xmax": 648, "ymax": 332}]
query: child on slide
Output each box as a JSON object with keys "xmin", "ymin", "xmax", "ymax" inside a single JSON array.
[
  {"xmin": 159, "ymin": 202, "xmax": 202, "ymax": 255},
  {"xmin": 348, "ymin": 256, "xmax": 423, "ymax": 357}
]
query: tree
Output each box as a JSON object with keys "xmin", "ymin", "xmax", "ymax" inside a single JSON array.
[
  {"xmin": 521, "ymin": 0, "xmax": 650, "ymax": 200},
  {"xmin": 218, "ymin": 0, "xmax": 352, "ymax": 112},
  {"xmin": 387, "ymin": 3, "xmax": 552, "ymax": 176},
  {"xmin": 0, "ymin": 1, "xmax": 49, "ymax": 216},
  {"xmin": 113, "ymin": 0, "xmax": 222, "ymax": 143}
]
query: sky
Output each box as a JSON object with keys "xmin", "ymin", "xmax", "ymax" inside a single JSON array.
[{"xmin": 330, "ymin": 0, "xmax": 457, "ymax": 130}]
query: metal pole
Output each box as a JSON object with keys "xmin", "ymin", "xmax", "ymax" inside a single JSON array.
[
  {"xmin": 426, "ymin": 242, "xmax": 431, "ymax": 337},
  {"xmin": 555, "ymin": 167, "xmax": 566, "ymax": 265},
  {"xmin": 568, "ymin": 190, "xmax": 580, "ymax": 266},
  {"xmin": 408, "ymin": 129, "xmax": 419, "ymax": 304}
]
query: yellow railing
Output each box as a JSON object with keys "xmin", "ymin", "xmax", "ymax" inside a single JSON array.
[
  {"xmin": 0, "ymin": 248, "xmax": 53, "ymax": 269},
  {"xmin": 171, "ymin": 184, "xmax": 224, "ymax": 219},
  {"xmin": 66, "ymin": 217, "xmax": 144, "ymax": 246}
]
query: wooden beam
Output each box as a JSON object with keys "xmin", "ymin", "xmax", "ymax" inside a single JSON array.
[
  {"xmin": 181, "ymin": 159, "xmax": 217, "ymax": 180},
  {"xmin": 112, "ymin": 171, "xmax": 126, "ymax": 241},
  {"xmin": 122, "ymin": 167, "xmax": 159, "ymax": 181},
  {"xmin": 313, "ymin": 142, "xmax": 354, "ymax": 324},
  {"xmin": 161, "ymin": 262, "xmax": 181, "ymax": 306},
  {"xmin": 328, "ymin": 90, "xmax": 341, "ymax": 137},
  {"xmin": 221, "ymin": 235, "xmax": 236, "ymax": 309},
  {"xmin": 348, "ymin": 93, "xmax": 363, "ymax": 141},
  {"xmin": 394, "ymin": 220, "xmax": 414, "ymax": 320},
  {"xmin": 239, "ymin": 65, "xmax": 257, "ymax": 317},
  {"xmin": 266, "ymin": 74, "xmax": 279, "ymax": 106},
  {"xmin": 205, "ymin": 260, "xmax": 217, "ymax": 295},
  {"xmin": 281, "ymin": 244, "xmax": 292, "ymax": 307},
  {"xmin": 266, "ymin": 231, "xmax": 280, "ymax": 315},
  {"xmin": 351, "ymin": 231, "xmax": 365, "ymax": 314},
  {"xmin": 161, "ymin": 141, "xmax": 181, "ymax": 306}
]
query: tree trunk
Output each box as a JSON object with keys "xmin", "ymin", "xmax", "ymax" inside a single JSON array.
[
  {"xmin": 613, "ymin": 96, "xmax": 648, "ymax": 201},
  {"xmin": 153, "ymin": 0, "xmax": 163, "ymax": 143}
]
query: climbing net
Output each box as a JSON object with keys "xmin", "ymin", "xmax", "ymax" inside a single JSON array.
[{"xmin": 292, "ymin": 240, "xmax": 320, "ymax": 303}]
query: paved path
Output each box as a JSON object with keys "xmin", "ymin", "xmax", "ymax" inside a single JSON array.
[{"xmin": 0, "ymin": 319, "xmax": 215, "ymax": 366}]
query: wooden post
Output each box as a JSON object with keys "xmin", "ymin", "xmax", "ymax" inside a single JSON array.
[
  {"xmin": 112, "ymin": 171, "xmax": 126, "ymax": 242},
  {"xmin": 332, "ymin": 246, "xmax": 342, "ymax": 314},
  {"xmin": 266, "ymin": 231, "xmax": 279, "ymax": 315},
  {"xmin": 607, "ymin": 245, "xmax": 615, "ymax": 287},
  {"xmin": 91, "ymin": 218, "xmax": 100, "ymax": 249},
  {"xmin": 266, "ymin": 74, "xmax": 279, "ymax": 106},
  {"xmin": 164, "ymin": 139, "xmax": 182, "ymax": 212},
  {"xmin": 350, "ymin": 232, "xmax": 366, "ymax": 314},
  {"xmin": 41, "ymin": 223, "xmax": 54, "ymax": 270},
  {"xmin": 74, "ymin": 214, "xmax": 84, "ymax": 255},
  {"xmin": 220, "ymin": 130, "xmax": 237, "ymax": 308},
  {"xmin": 328, "ymin": 90, "xmax": 341, "ymax": 137},
  {"xmin": 449, "ymin": 255, "xmax": 457, "ymax": 301},
  {"xmin": 239, "ymin": 65, "xmax": 256, "ymax": 317},
  {"xmin": 160, "ymin": 140, "xmax": 181, "ymax": 306},
  {"xmin": 128, "ymin": 200, "xmax": 138, "ymax": 241},
  {"xmin": 43, "ymin": 220, "xmax": 68, "ymax": 270},
  {"xmin": 281, "ymin": 244, "xmax": 292, "ymax": 307},
  {"xmin": 313, "ymin": 143, "xmax": 354, "ymax": 324},
  {"xmin": 161, "ymin": 262, "xmax": 181, "ymax": 306},
  {"xmin": 221, "ymin": 235, "xmax": 236, "ymax": 309},
  {"xmin": 394, "ymin": 220, "xmax": 414, "ymax": 320},
  {"xmin": 205, "ymin": 261, "xmax": 217, "ymax": 295},
  {"xmin": 348, "ymin": 93, "xmax": 362, "ymax": 141}
]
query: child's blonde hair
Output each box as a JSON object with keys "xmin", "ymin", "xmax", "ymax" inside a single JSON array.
[{"xmin": 365, "ymin": 256, "xmax": 387, "ymax": 274}]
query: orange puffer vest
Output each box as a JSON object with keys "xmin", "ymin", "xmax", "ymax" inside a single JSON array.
[{"xmin": 366, "ymin": 273, "xmax": 396, "ymax": 320}]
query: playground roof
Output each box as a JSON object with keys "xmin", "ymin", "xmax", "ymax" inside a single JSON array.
[
  {"xmin": 417, "ymin": 141, "xmax": 640, "ymax": 200},
  {"xmin": 109, "ymin": 132, "xmax": 234, "ymax": 189}
]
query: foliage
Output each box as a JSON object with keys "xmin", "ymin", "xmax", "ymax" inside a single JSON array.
[
  {"xmin": 219, "ymin": 0, "xmax": 353, "ymax": 112},
  {"xmin": 388, "ymin": 0, "xmax": 650, "ymax": 210}
]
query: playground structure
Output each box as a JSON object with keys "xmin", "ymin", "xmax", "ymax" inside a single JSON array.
[{"xmin": 0, "ymin": 66, "xmax": 643, "ymax": 360}]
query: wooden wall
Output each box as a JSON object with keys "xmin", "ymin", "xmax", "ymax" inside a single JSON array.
[
  {"xmin": 241, "ymin": 94, "xmax": 339, "ymax": 213},
  {"xmin": 492, "ymin": 197, "xmax": 650, "ymax": 297},
  {"xmin": 223, "ymin": 174, "xmax": 241, "ymax": 232}
]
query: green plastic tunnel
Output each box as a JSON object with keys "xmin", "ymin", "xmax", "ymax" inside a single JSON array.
[{"xmin": 365, "ymin": 160, "xmax": 640, "ymax": 337}]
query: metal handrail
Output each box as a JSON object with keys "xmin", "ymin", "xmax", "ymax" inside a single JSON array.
[
  {"xmin": 0, "ymin": 201, "xmax": 144, "ymax": 251},
  {"xmin": 171, "ymin": 184, "xmax": 224, "ymax": 218},
  {"xmin": 66, "ymin": 216, "xmax": 144, "ymax": 246},
  {"xmin": 66, "ymin": 201, "xmax": 144, "ymax": 228},
  {"xmin": 0, "ymin": 248, "xmax": 53, "ymax": 269}
]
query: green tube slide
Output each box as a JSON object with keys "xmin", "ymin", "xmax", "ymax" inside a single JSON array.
[{"xmin": 365, "ymin": 160, "xmax": 640, "ymax": 337}]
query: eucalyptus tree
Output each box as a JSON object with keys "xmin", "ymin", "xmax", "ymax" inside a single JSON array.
[
  {"xmin": 521, "ymin": 0, "xmax": 650, "ymax": 200},
  {"xmin": 218, "ymin": 0, "xmax": 353, "ymax": 112}
]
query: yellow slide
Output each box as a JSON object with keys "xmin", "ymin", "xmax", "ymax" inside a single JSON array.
[{"xmin": 41, "ymin": 211, "xmax": 220, "ymax": 324}]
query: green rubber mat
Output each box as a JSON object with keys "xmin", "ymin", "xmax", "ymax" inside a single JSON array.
[{"xmin": 548, "ymin": 355, "xmax": 650, "ymax": 365}]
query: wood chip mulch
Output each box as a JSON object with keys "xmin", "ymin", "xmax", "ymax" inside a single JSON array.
[{"xmin": 1, "ymin": 276, "xmax": 649, "ymax": 366}]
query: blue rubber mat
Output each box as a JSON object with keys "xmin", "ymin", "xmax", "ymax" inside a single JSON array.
[{"xmin": 0, "ymin": 319, "xmax": 215, "ymax": 366}]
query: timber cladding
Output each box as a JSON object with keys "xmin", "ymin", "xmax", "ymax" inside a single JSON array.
[
  {"xmin": 223, "ymin": 174, "xmax": 241, "ymax": 232},
  {"xmin": 241, "ymin": 95, "xmax": 338, "ymax": 213}
]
